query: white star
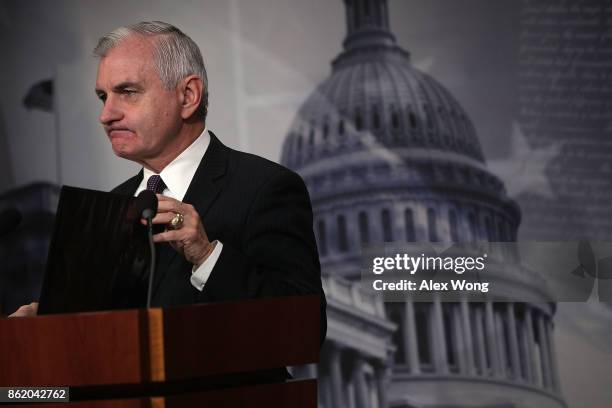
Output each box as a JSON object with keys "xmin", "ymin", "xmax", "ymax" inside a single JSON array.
[
  {"xmin": 413, "ymin": 56, "xmax": 435, "ymax": 73},
  {"xmin": 488, "ymin": 121, "xmax": 562, "ymax": 198}
]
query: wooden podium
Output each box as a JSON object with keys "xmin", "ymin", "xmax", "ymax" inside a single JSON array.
[{"xmin": 0, "ymin": 295, "xmax": 320, "ymax": 407}]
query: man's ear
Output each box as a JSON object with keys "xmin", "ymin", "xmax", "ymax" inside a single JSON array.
[{"xmin": 179, "ymin": 75, "xmax": 204, "ymax": 120}]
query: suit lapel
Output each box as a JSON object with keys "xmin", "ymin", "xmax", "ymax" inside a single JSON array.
[
  {"xmin": 182, "ymin": 131, "xmax": 229, "ymax": 216},
  {"xmin": 152, "ymin": 131, "xmax": 229, "ymax": 298},
  {"xmin": 113, "ymin": 170, "xmax": 143, "ymax": 196}
]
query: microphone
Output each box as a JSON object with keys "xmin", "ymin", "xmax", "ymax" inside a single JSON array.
[
  {"xmin": 136, "ymin": 190, "xmax": 158, "ymax": 308},
  {"xmin": 0, "ymin": 208, "xmax": 22, "ymax": 237},
  {"xmin": 136, "ymin": 190, "xmax": 158, "ymax": 220}
]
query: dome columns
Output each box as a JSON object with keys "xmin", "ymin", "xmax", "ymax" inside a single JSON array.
[
  {"xmin": 432, "ymin": 295, "xmax": 450, "ymax": 374},
  {"xmin": 401, "ymin": 300, "xmax": 421, "ymax": 375},
  {"xmin": 387, "ymin": 299, "xmax": 561, "ymax": 393},
  {"xmin": 547, "ymin": 319, "xmax": 562, "ymax": 392},
  {"xmin": 351, "ymin": 355, "xmax": 369, "ymax": 408},
  {"xmin": 474, "ymin": 305, "xmax": 488, "ymax": 375},
  {"xmin": 524, "ymin": 306, "xmax": 538, "ymax": 382},
  {"xmin": 506, "ymin": 303, "xmax": 522, "ymax": 380},
  {"xmin": 324, "ymin": 342, "xmax": 391, "ymax": 408},
  {"xmin": 460, "ymin": 299, "xmax": 477, "ymax": 375},
  {"xmin": 485, "ymin": 301, "xmax": 503, "ymax": 376},
  {"xmin": 328, "ymin": 343, "xmax": 346, "ymax": 407},
  {"xmin": 374, "ymin": 362, "xmax": 390, "ymax": 408},
  {"xmin": 523, "ymin": 305, "xmax": 560, "ymax": 391},
  {"xmin": 537, "ymin": 311, "xmax": 553, "ymax": 389}
]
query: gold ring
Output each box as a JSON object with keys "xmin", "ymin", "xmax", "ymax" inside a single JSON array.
[{"xmin": 169, "ymin": 212, "xmax": 184, "ymax": 229}]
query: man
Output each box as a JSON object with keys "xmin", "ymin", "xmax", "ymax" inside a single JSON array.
[{"xmin": 11, "ymin": 21, "xmax": 326, "ymax": 344}]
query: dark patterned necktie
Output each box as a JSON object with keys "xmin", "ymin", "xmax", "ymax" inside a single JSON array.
[
  {"xmin": 146, "ymin": 175, "xmax": 167, "ymax": 194},
  {"xmin": 145, "ymin": 175, "xmax": 166, "ymax": 238}
]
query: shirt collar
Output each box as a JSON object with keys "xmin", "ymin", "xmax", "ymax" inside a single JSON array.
[{"xmin": 141, "ymin": 127, "xmax": 209, "ymax": 201}]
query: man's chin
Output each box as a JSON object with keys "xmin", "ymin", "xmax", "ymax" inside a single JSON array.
[{"xmin": 111, "ymin": 146, "xmax": 140, "ymax": 162}]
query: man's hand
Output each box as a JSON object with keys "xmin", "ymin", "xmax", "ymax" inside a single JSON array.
[
  {"xmin": 9, "ymin": 302, "xmax": 39, "ymax": 317},
  {"xmin": 148, "ymin": 194, "xmax": 216, "ymax": 267}
]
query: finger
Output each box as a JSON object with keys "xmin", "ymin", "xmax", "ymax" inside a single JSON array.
[
  {"xmin": 143, "ymin": 213, "xmax": 192, "ymax": 226},
  {"xmin": 157, "ymin": 200, "xmax": 198, "ymax": 218},
  {"xmin": 156, "ymin": 194, "xmax": 177, "ymax": 202},
  {"xmin": 156, "ymin": 206, "xmax": 200, "ymax": 227},
  {"xmin": 156, "ymin": 194, "xmax": 184, "ymax": 209},
  {"xmin": 150, "ymin": 212, "xmax": 177, "ymax": 225},
  {"xmin": 153, "ymin": 229, "xmax": 184, "ymax": 243},
  {"xmin": 141, "ymin": 213, "xmax": 174, "ymax": 225},
  {"xmin": 9, "ymin": 304, "xmax": 33, "ymax": 318},
  {"xmin": 8, "ymin": 307, "xmax": 22, "ymax": 317},
  {"xmin": 156, "ymin": 200, "xmax": 184, "ymax": 214}
]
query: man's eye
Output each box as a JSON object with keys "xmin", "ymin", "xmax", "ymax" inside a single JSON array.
[{"xmin": 97, "ymin": 94, "xmax": 107, "ymax": 103}]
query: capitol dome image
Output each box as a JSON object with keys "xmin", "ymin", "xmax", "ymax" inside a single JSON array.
[{"xmin": 281, "ymin": 0, "xmax": 566, "ymax": 407}]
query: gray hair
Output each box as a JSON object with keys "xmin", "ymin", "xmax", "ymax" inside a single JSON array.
[{"xmin": 94, "ymin": 21, "xmax": 208, "ymax": 121}]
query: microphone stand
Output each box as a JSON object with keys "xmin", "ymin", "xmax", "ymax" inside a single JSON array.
[
  {"xmin": 145, "ymin": 215, "xmax": 156, "ymax": 309},
  {"xmin": 137, "ymin": 190, "xmax": 158, "ymax": 310}
]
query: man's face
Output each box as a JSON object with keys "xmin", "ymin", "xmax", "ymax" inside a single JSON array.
[{"xmin": 95, "ymin": 36, "xmax": 182, "ymax": 165}]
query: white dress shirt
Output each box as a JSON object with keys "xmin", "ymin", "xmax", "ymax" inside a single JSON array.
[{"xmin": 134, "ymin": 128, "xmax": 223, "ymax": 291}]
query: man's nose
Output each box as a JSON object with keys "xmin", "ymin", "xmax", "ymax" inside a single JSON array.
[{"xmin": 99, "ymin": 96, "xmax": 123, "ymax": 125}]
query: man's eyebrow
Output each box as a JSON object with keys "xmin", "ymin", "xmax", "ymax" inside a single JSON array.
[{"xmin": 112, "ymin": 81, "xmax": 142, "ymax": 91}]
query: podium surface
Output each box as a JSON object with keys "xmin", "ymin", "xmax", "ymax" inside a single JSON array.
[{"xmin": 0, "ymin": 295, "xmax": 320, "ymax": 406}]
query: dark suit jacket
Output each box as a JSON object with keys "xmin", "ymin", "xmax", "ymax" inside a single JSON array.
[{"xmin": 111, "ymin": 131, "xmax": 326, "ymax": 343}]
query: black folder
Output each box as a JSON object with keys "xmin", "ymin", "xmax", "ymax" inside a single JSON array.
[{"xmin": 38, "ymin": 186, "xmax": 149, "ymax": 315}]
